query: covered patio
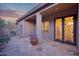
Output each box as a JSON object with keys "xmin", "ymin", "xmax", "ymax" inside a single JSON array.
[
  {"xmin": 18, "ymin": 3, "xmax": 78, "ymax": 44},
  {"xmin": 16, "ymin": 3, "xmax": 79, "ymax": 55}
]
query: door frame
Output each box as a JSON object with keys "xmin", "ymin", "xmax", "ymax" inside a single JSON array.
[{"xmin": 54, "ymin": 15, "xmax": 77, "ymax": 45}]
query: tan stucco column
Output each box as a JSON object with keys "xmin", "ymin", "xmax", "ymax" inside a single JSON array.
[
  {"xmin": 20, "ymin": 20, "xmax": 25, "ymax": 37},
  {"xmin": 17, "ymin": 21, "xmax": 22, "ymax": 37},
  {"xmin": 36, "ymin": 13, "xmax": 42, "ymax": 40},
  {"xmin": 17, "ymin": 20, "xmax": 26, "ymax": 37}
]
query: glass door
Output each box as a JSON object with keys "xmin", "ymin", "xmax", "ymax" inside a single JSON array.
[
  {"xmin": 64, "ymin": 16, "xmax": 74, "ymax": 43},
  {"xmin": 55, "ymin": 18, "xmax": 62, "ymax": 41}
]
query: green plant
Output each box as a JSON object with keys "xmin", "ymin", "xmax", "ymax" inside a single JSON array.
[
  {"xmin": 0, "ymin": 18, "xmax": 11, "ymax": 44},
  {"xmin": 0, "ymin": 35, "xmax": 11, "ymax": 44},
  {"xmin": 0, "ymin": 18, "xmax": 5, "ymax": 28}
]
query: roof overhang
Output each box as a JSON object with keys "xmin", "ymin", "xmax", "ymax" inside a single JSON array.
[
  {"xmin": 17, "ymin": 3, "xmax": 78, "ymax": 23},
  {"xmin": 41, "ymin": 3, "xmax": 78, "ymax": 19},
  {"xmin": 17, "ymin": 3, "xmax": 53, "ymax": 22}
]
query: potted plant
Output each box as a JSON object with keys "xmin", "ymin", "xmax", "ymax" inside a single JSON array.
[{"xmin": 30, "ymin": 33, "xmax": 39, "ymax": 46}]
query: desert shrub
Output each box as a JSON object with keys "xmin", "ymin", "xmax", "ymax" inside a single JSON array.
[
  {"xmin": 0, "ymin": 35, "xmax": 11, "ymax": 44},
  {"xmin": 0, "ymin": 18, "xmax": 11, "ymax": 44}
]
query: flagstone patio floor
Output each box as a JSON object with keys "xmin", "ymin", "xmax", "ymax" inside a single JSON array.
[{"xmin": 1, "ymin": 36, "xmax": 77, "ymax": 56}]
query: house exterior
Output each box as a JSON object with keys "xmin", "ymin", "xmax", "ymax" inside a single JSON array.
[{"xmin": 16, "ymin": 3, "xmax": 79, "ymax": 55}]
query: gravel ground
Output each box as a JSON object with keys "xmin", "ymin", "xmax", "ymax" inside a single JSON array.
[{"xmin": 1, "ymin": 36, "xmax": 77, "ymax": 56}]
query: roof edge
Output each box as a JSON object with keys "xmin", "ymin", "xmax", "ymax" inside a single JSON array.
[{"xmin": 17, "ymin": 3, "xmax": 47, "ymax": 22}]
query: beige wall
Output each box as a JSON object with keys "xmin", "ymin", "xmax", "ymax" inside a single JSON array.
[
  {"xmin": 17, "ymin": 20, "xmax": 35, "ymax": 37},
  {"xmin": 24, "ymin": 21, "xmax": 35, "ymax": 37}
]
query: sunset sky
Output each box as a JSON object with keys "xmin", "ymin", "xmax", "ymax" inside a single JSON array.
[{"xmin": 0, "ymin": 3, "xmax": 38, "ymax": 23}]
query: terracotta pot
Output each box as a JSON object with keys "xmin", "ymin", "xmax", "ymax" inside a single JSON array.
[{"xmin": 30, "ymin": 37, "xmax": 38, "ymax": 46}]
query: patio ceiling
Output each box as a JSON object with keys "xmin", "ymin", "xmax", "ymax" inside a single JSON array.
[
  {"xmin": 25, "ymin": 3, "xmax": 78, "ymax": 22},
  {"xmin": 25, "ymin": 15, "xmax": 36, "ymax": 22},
  {"xmin": 41, "ymin": 3, "xmax": 78, "ymax": 19}
]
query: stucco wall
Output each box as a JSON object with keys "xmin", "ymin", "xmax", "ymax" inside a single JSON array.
[
  {"xmin": 24, "ymin": 21, "xmax": 35, "ymax": 37},
  {"xmin": 42, "ymin": 19, "xmax": 54, "ymax": 40},
  {"xmin": 17, "ymin": 20, "xmax": 35, "ymax": 37},
  {"xmin": 49, "ymin": 19, "xmax": 54, "ymax": 40}
]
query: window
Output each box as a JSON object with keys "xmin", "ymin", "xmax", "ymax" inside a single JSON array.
[
  {"xmin": 55, "ymin": 16, "xmax": 75, "ymax": 45},
  {"xmin": 64, "ymin": 16, "xmax": 74, "ymax": 43},
  {"xmin": 55, "ymin": 18, "xmax": 62, "ymax": 41},
  {"xmin": 42, "ymin": 21, "xmax": 49, "ymax": 32}
]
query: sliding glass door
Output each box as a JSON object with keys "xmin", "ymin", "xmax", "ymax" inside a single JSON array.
[
  {"xmin": 64, "ymin": 16, "xmax": 74, "ymax": 43},
  {"xmin": 55, "ymin": 18, "xmax": 62, "ymax": 41},
  {"xmin": 55, "ymin": 16, "xmax": 75, "ymax": 44}
]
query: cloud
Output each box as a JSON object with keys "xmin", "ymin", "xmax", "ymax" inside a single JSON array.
[
  {"xmin": 0, "ymin": 9, "xmax": 26, "ymax": 23},
  {"xmin": 0, "ymin": 9, "xmax": 25, "ymax": 18},
  {"xmin": 1, "ymin": 16, "xmax": 17, "ymax": 23}
]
